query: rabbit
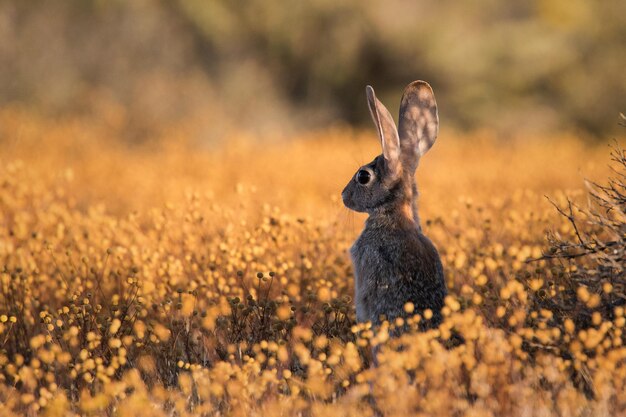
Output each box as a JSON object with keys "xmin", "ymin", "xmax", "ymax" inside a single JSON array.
[{"xmin": 342, "ymin": 80, "xmax": 446, "ymax": 333}]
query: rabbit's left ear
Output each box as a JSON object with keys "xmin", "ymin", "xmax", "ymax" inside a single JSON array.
[
  {"xmin": 398, "ymin": 81, "xmax": 439, "ymax": 172},
  {"xmin": 366, "ymin": 85, "xmax": 401, "ymax": 178}
]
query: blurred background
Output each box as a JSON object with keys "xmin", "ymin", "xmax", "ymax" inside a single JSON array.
[{"xmin": 0, "ymin": 0, "xmax": 624, "ymax": 143}]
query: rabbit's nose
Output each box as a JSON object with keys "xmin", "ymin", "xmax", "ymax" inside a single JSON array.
[{"xmin": 341, "ymin": 190, "xmax": 350, "ymax": 206}]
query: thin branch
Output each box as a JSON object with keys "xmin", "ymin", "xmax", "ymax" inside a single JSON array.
[{"xmin": 545, "ymin": 196, "xmax": 590, "ymax": 249}]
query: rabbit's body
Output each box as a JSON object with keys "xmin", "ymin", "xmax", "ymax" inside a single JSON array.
[
  {"xmin": 342, "ymin": 81, "xmax": 446, "ymax": 331},
  {"xmin": 351, "ymin": 208, "xmax": 445, "ymax": 327}
]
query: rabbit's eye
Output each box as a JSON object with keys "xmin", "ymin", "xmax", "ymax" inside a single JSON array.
[{"xmin": 356, "ymin": 169, "xmax": 372, "ymax": 185}]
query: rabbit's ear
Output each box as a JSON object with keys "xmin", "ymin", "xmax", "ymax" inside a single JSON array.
[
  {"xmin": 398, "ymin": 81, "xmax": 438, "ymax": 172},
  {"xmin": 366, "ymin": 85, "xmax": 401, "ymax": 177}
]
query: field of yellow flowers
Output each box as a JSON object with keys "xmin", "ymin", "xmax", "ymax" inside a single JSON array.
[{"xmin": 1, "ymin": 110, "xmax": 625, "ymax": 416}]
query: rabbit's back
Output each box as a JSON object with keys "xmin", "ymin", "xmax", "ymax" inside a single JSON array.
[{"xmin": 351, "ymin": 222, "xmax": 446, "ymax": 328}]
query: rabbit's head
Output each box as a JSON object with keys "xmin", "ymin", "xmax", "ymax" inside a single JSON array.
[{"xmin": 341, "ymin": 81, "xmax": 439, "ymax": 220}]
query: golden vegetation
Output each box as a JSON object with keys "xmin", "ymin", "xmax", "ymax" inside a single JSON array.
[{"xmin": 0, "ymin": 112, "xmax": 625, "ymax": 416}]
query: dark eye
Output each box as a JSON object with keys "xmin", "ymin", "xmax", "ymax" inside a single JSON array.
[{"xmin": 356, "ymin": 169, "xmax": 371, "ymax": 185}]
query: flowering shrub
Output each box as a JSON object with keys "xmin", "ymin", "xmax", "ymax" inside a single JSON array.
[{"xmin": 0, "ymin": 114, "xmax": 624, "ymax": 416}]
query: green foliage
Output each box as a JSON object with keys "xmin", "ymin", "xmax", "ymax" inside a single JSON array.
[{"xmin": 0, "ymin": 0, "xmax": 624, "ymax": 137}]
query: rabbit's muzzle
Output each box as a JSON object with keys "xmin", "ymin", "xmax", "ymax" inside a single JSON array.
[
  {"xmin": 341, "ymin": 188, "xmax": 351, "ymax": 208},
  {"xmin": 341, "ymin": 186, "xmax": 361, "ymax": 212}
]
